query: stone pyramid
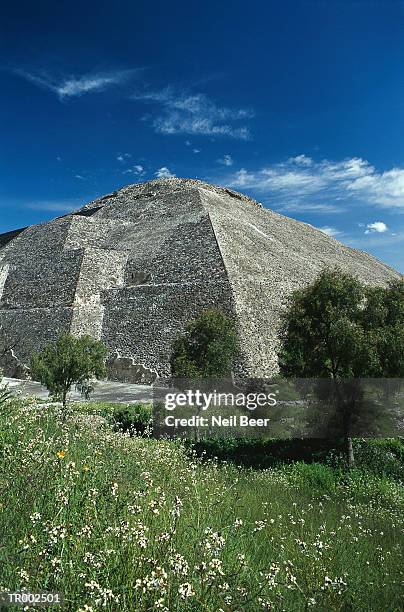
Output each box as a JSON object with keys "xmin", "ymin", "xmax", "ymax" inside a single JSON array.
[{"xmin": 0, "ymin": 178, "xmax": 400, "ymax": 382}]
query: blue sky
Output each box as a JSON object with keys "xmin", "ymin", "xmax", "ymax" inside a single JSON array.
[{"xmin": 1, "ymin": 0, "xmax": 404, "ymax": 271}]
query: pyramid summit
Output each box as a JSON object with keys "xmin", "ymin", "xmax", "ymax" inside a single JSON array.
[{"xmin": 0, "ymin": 178, "xmax": 400, "ymax": 382}]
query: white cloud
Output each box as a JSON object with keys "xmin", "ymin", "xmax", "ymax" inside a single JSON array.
[
  {"xmin": 318, "ymin": 226, "xmax": 341, "ymax": 237},
  {"xmin": 229, "ymin": 165, "xmax": 324, "ymax": 192},
  {"xmin": 288, "ymin": 154, "xmax": 313, "ymax": 166},
  {"xmin": 222, "ymin": 156, "xmax": 404, "ymax": 211},
  {"xmin": 132, "ymin": 87, "xmax": 253, "ymax": 140},
  {"xmin": 117, "ymin": 153, "xmax": 131, "ymax": 162},
  {"xmin": 122, "ymin": 164, "xmax": 145, "ymax": 176},
  {"xmin": 365, "ymin": 221, "xmax": 388, "ymax": 234},
  {"xmin": 347, "ymin": 168, "xmax": 404, "ymax": 209},
  {"xmin": 155, "ymin": 166, "xmax": 175, "ymax": 178},
  {"xmin": 14, "ymin": 68, "xmax": 137, "ymax": 99},
  {"xmin": 217, "ymin": 154, "xmax": 234, "ymax": 166},
  {"xmin": 75, "ymin": 174, "xmax": 85, "ymax": 180},
  {"xmin": 193, "ymin": 148, "xmax": 201, "ymax": 154}
]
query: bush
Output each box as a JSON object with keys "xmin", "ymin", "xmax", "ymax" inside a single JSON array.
[
  {"xmin": 170, "ymin": 309, "xmax": 237, "ymax": 378},
  {"xmin": 353, "ymin": 438, "xmax": 404, "ymax": 481},
  {"xmin": 189, "ymin": 437, "xmax": 341, "ymax": 468},
  {"xmin": 110, "ymin": 403, "xmax": 153, "ymax": 436}
]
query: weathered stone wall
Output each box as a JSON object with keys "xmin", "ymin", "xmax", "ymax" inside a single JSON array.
[
  {"xmin": 0, "ymin": 264, "xmax": 9, "ymax": 301},
  {"xmin": 0, "ymin": 227, "xmax": 27, "ymax": 249},
  {"xmin": 0, "ymin": 348, "xmax": 29, "ymax": 379},
  {"xmin": 65, "ymin": 216, "xmax": 139, "ymax": 251},
  {"xmin": 70, "ymin": 247, "xmax": 128, "ymax": 339},
  {"xmin": 0, "ymin": 219, "xmax": 82, "ymax": 309},
  {"xmin": 101, "ymin": 281, "xmax": 236, "ymax": 379},
  {"xmin": 90, "ymin": 184, "xmax": 237, "ymax": 380},
  {"xmin": 200, "ymin": 187, "xmax": 400, "ymax": 377},
  {"xmin": 0, "ymin": 307, "xmax": 73, "ymax": 363},
  {"xmin": 124, "ymin": 214, "xmax": 227, "ymax": 286},
  {"xmin": 0, "ymin": 177, "xmax": 401, "ymax": 382},
  {"xmin": 0, "ymin": 218, "xmax": 80, "ymax": 369},
  {"xmin": 106, "ymin": 354, "xmax": 158, "ymax": 384}
]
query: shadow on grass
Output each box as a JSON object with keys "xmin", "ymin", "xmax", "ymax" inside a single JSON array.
[{"xmin": 186, "ymin": 437, "xmax": 344, "ymax": 468}]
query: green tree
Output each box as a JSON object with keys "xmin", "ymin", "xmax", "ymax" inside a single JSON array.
[
  {"xmin": 363, "ymin": 278, "xmax": 404, "ymax": 377},
  {"xmin": 30, "ymin": 334, "xmax": 107, "ymax": 415},
  {"xmin": 170, "ymin": 309, "xmax": 238, "ymax": 378},
  {"xmin": 279, "ymin": 269, "xmax": 404, "ymax": 467}
]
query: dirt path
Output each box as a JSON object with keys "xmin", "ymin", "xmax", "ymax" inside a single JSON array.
[{"xmin": 4, "ymin": 377, "xmax": 153, "ymax": 404}]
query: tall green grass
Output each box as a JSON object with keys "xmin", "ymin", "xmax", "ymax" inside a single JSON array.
[{"xmin": 0, "ymin": 398, "xmax": 403, "ymax": 610}]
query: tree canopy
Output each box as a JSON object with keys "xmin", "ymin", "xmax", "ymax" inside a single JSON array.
[
  {"xmin": 170, "ymin": 309, "xmax": 238, "ymax": 379},
  {"xmin": 280, "ymin": 269, "xmax": 404, "ymax": 379},
  {"xmin": 30, "ymin": 334, "xmax": 107, "ymax": 411},
  {"xmin": 279, "ymin": 269, "xmax": 404, "ymax": 466}
]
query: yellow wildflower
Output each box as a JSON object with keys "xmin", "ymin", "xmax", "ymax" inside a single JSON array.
[{"xmin": 56, "ymin": 450, "xmax": 66, "ymax": 459}]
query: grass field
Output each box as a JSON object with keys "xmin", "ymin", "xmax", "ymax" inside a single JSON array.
[{"xmin": 1, "ymin": 397, "xmax": 403, "ymax": 611}]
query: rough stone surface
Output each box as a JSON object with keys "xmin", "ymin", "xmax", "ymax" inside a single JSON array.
[
  {"xmin": 0, "ymin": 178, "xmax": 401, "ymax": 382},
  {"xmin": 106, "ymin": 353, "xmax": 158, "ymax": 384},
  {"xmin": 0, "ymin": 348, "xmax": 29, "ymax": 379}
]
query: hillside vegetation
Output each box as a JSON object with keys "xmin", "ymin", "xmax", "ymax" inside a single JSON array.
[{"xmin": 0, "ymin": 398, "xmax": 403, "ymax": 611}]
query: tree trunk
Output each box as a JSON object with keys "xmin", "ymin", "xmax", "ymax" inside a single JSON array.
[
  {"xmin": 345, "ymin": 435, "xmax": 355, "ymax": 468},
  {"xmin": 342, "ymin": 404, "xmax": 355, "ymax": 468},
  {"xmin": 333, "ymin": 377, "xmax": 355, "ymax": 468}
]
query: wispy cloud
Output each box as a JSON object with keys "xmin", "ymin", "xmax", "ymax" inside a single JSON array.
[
  {"xmin": 155, "ymin": 166, "xmax": 175, "ymax": 178},
  {"xmin": 217, "ymin": 154, "xmax": 234, "ymax": 166},
  {"xmin": 318, "ymin": 226, "xmax": 342, "ymax": 237},
  {"xmin": 117, "ymin": 153, "xmax": 132, "ymax": 162},
  {"xmin": 346, "ymin": 231, "xmax": 404, "ymax": 249},
  {"xmin": 279, "ymin": 202, "xmax": 345, "ymax": 214},
  {"xmin": 132, "ymin": 87, "xmax": 253, "ymax": 139},
  {"xmin": 24, "ymin": 199, "xmax": 83, "ymax": 212},
  {"xmin": 14, "ymin": 68, "xmax": 138, "ymax": 99},
  {"xmin": 223, "ymin": 155, "xmax": 404, "ymax": 211},
  {"xmin": 123, "ymin": 164, "xmax": 145, "ymax": 177}
]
